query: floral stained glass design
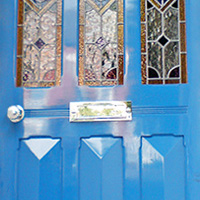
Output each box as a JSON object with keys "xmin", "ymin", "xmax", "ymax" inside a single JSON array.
[
  {"xmin": 16, "ymin": 0, "xmax": 62, "ymax": 87},
  {"xmin": 79, "ymin": 0, "xmax": 124, "ymax": 86},
  {"xmin": 141, "ymin": 0, "xmax": 187, "ymax": 84}
]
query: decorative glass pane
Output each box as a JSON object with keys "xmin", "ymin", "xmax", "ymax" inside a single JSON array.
[
  {"xmin": 79, "ymin": 0, "xmax": 124, "ymax": 86},
  {"xmin": 141, "ymin": 0, "xmax": 187, "ymax": 84},
  {"xmin": 16, "ymin": 0, "xmax": 62, "ymax": 87}
]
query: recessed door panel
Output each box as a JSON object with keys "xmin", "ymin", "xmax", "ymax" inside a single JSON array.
[
  {"xmin": 141, "ymin": 135, "xmax": 185, "ymax": 200},
  {"xmin": 79, "ymin": 137, "xmax": 123, "ymax": 200},
  {"xmin": 17, "ymin": 137, "xmax": 62, "ymax": 200}
]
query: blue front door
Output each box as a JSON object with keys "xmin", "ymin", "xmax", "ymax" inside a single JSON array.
[{"xmin": 1, "ymin": 0, "xmax": 200, "ymax": 200}]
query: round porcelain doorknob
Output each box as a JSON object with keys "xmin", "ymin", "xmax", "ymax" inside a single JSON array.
[{"xmin": 7, "ymin": 105, "xmax": 25, "ymax": 123}]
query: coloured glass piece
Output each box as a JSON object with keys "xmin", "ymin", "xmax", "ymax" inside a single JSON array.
[
  {"xmin": 16, "ymin": 0, "xmax": 62, "ymax": 87},
  {"xmin": 78, "ymin": 0, "xmax": 124, "ymax": 86},
  {"xmin": 141, "ymin": 0, "xmax": 187, "ymax": 84}
]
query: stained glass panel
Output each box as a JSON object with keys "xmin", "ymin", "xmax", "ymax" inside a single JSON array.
[
  {"xmin": 16, "ymin": 0, "xmax": 62, "ymax": 87},
  {"xmin": 141, "ymin": 0, "xmax": 187, "ymax": 84},
  {"xmin": 79, "ymin": 0, "xmax": 124, "ymax": 86}
]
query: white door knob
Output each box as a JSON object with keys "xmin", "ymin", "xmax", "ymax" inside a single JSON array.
[{"xmin": 7, "ymin": 105, "xmax": 25, "ymax": 123}]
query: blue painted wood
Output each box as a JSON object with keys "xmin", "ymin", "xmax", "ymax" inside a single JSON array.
[
  {"xmin": 17, "ymin": 138, "xmax": 62, "ymax": 200},
  {"xmin": 79, "ymin": 137, "xmax": 123, "ymax": 200},
  {"xmin": 141, "ymin": 135, "xmax": 185, "ymax": 200},
  {"xmin": 0, "ymin": 0, "xmax": 194, "ymax": 200},
  {"xmin": 187, "ymin": 0, "xmax": 200, "ymax": 199}
]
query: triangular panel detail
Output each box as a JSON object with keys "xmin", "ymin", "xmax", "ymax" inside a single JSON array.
[
  {"xmin": 25, "ymin": 138, "xmax": 60, "ymax": 160},
  {"xmin": 83, "ymin": 137, "xmax": 118, "ymax": 159},
  {"xmin": 142, "ymin": 138, "xmax": 164, "ymax": 164},
  {"xmin": 145, "ymin": 136, "xmax": 182, "ymax": 157}
]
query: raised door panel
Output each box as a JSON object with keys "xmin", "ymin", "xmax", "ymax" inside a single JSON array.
[
  {"xmin": 17, "ymin": 137, "xmax": 62, "ymax": 200},
  {"xmin": 79, "ymin": 137, "xmax": 123, "ymax": 200},
  {"xmin": 141, "ymin": 135, "xmax": 185, "ymax": 200}
]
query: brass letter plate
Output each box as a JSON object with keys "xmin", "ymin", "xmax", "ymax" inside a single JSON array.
[{"xmin": 70, "ymin": 101, "xmax": 132, "ymax": 122}]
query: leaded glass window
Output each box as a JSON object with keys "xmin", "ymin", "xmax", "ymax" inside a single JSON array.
[
  {"xmin": 16, "ymin": 0, "xmax": 62, "ymax": 87},
  {"xmin": 78, "ymin": 0, "xmax": 124, "ymax": 86},
  {"xmin": 141, "ymin": 0, "xmax": 187, "ymax": 84}
]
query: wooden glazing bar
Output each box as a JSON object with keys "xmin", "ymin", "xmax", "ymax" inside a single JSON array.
[
  {"xmin": 179, "ymin": 0, "xmax": 186, "ymax": 21},
  {"xmin": 56, "ymin": 56, "xmax": 61, "ymax": 86},
  {"xmin": 23, "ymin": 82, "xmax": 39, "ymax": 87},
  {"xmin": 79, "ymin": 0, "xmax": 85, "ymax": 24},
  {"xmin": 17, "ymin": 27, "xmax": 23, "ymax": 56},
  {"xmin": 141, "ymin": 24, "xmax": 146, "ymax": 53},
  {"xmin": 57, "ymin": 0, "xmax": 62, "ymax": 24},
  {"xmin": 118, "ymin": 55, "xmax": 124, "ymax": 85},
  {"xmin": 38, "ymin": 0, "xmax": 57, "ymax": 16},
  {"xmin": 118, "ymin": 25, "xmax": 124, "ymax": 54},
  {"xmin": 78, "ymin": 0, "xmax": 85, "ymax": 86},
  {"xmin": 18, "ymin": 0, "xmax": 24, "ymax": 25},
  {"xmin": 148, "ymin": 80, "xmax": 163, "ymax": 84},
  {"xmin": 149, "ymin": 0, "xmax": 161, "ymax": 9},
  {"xmin": 180, "ymin": 23, "xmax": 187, "ymax": 52},
  {"xmin": 39, "ymin": 82, "xmax": 55, "ymax": 87},
  {"xmin": 118, "ymin": 0, "xmax": 123, "ymax": 23},
  {"xmin": 16, "ymin": 58, "xmax": 22, "ymax": 87},
  {"xmin": 140, "ymin": 0, "xmax": 145, "ymax": 22},
  {"xmin": 102, "ymin": 81, "xmax": 117, "ymax": 86},
  {"xmin": 141, "ymin": 54, "xmax": 147, "ymax": 84},
  {"xmin": 57, "ymin": 26, "xmax": 62, "ymax": 55},
  {"xmin": 84, "ymin": 81, "xmax": 101, "ymax": 86},
  {"xmin": 181, "ymin": 53, "xmax": 187, "ymax": 83},
  {"xmin": 87, "ymin": 0, "xmax": 99, "ymax": 12},
  {"xmin": 78, "ymin": 56, "xmax": 84, "ymax": 86},
  {"xmin": 100, "ymin": 0, "xmax": 116, "ymax": 15},
  {"xmin": 166, "ymin": 79, "xmax": 180, "ymax": 84},
  {"xmin": 25, "ymin": 0, "xmax": 39, "ymax": 13},
  {"xmin": 79, "ymin": 25, "xmax": 84, "ymax": 56},
  {"xmin": 161, "ymin": 0, "xmax": 174, "ymax": 12}
]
